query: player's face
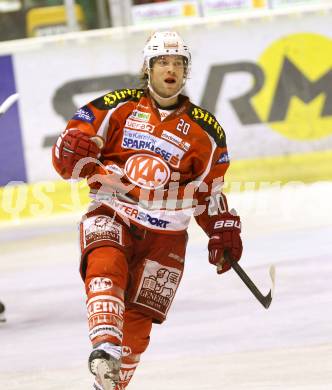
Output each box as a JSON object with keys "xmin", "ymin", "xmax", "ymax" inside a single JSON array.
[{"xmin": 150, "ymin": 55, "xmax": 185, "ymax": 98}]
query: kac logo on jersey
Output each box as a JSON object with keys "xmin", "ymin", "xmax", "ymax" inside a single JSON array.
[{"xmin": 124, "ymin": 154, "xmax": 170, "ymax": 190}]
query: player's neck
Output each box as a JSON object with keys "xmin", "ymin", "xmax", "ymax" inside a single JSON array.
[{"xmin": 150, "ymin": 91, "xmax": 179, "ymax": 108}]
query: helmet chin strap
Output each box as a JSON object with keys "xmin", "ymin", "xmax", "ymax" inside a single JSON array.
[{"xmin": 146, "ymin": 67, "xmax": 186, "ymax": 104}]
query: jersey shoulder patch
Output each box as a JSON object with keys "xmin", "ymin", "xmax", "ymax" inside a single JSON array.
[
  {"xmin": 188, "ymin": 104, "xmax": 226, "ymax": 147},
  {"xmin": 92, "ymin": 88, "xmax": 145, "ymax": 110}
]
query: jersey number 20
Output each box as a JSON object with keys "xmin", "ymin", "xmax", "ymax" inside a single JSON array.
[{"xmin": 176, "ymin": 119, "xmax": 190, "ymax": 135}]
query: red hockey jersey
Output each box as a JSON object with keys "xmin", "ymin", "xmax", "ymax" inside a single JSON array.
[{"xmin": 52, "ymin": 89, "xmax": 230, "ymax": 233}]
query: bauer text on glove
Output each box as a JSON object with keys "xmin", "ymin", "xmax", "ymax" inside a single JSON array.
[{"xmin": 206, "ymin": 212, "xmax": 243, "ymax": 274}]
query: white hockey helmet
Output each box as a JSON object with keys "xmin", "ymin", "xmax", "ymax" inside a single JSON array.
[
  {"xmin": 143, "ymin": 31, "xmax": 191, "ymax": 101},
  {"xmin": 143, "ymin": 31, "xmax": 191, "ymax": 70}
]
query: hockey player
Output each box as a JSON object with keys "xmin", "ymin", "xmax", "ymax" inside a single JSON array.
[
  {"xmin": 52, "ymin": 31, "xmax": 243, "ymax": 390},
  {"xmin": 0, "ymin": 301, "xmax": 5, "ymax": 322}
]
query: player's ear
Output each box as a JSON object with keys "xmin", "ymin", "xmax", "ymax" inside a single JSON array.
[{"xmin": 142, "ymin": 61, "xmax": 149, "ymax": 77}]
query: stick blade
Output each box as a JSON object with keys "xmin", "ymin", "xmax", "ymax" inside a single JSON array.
[
  {"xmin": 0, "ymin": 93, "xmax": 19, "ymax": 116},
  {"xmin": 269, "ymin": 265, "xmax": 276, "ymax": 299},
  {"xmin": 262, "ymin": 265, "xmax": 276, "ymax": 309}
]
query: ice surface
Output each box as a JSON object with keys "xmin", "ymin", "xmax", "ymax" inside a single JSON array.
[{"xmin": 1, "ymin": 182, "xmax": 331, "ymax": 389}]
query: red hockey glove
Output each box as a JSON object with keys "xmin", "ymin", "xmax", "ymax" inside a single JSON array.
[
  {"xmin": 52, "ymin": 129, "xmax": 101, "ymax": 178},
  {"xmin": 206, "ymin": 211, "xmax": 243, "ymax": 274}
]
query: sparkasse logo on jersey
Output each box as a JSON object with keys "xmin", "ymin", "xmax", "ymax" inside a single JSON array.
[{"xmin": 121, "ymin": 129, "xmax": 184, "ymax": 167}]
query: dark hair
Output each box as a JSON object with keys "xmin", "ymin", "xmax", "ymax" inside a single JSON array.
[{"xmin": 138, "ymin": 66, "xmax": 149, "ymax": 89}]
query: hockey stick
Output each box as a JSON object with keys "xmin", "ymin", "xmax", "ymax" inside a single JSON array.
[
  {"xmin": 225, "ymin": 252, "xmax": 276, "ymax": 309},
  {"xmin": 0, "ymin": 93, "xmax": 19, "ymax": 117}
]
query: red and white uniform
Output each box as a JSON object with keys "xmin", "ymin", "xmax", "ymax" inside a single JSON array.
[
  {"xmin": 52, "ymin": 88, "xmax": 230, "ymax": 389},
  {"xmin": 53, "ymin": 88, "xmax": 230, "ymax": 233}
]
